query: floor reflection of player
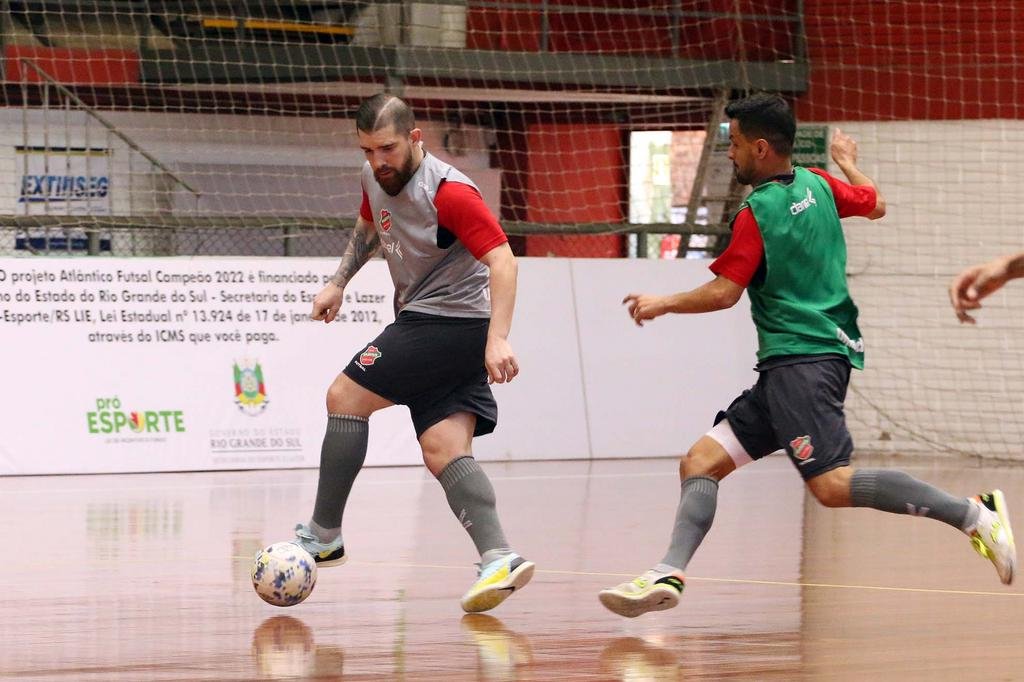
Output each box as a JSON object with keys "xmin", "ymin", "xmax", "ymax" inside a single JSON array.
[
  {"xmin": 460, "ymin": 614, "xmax": 533, "ymax": 681},
  {"xmin": 599, "ymin": 637, "xmax": 681, "ymax": 681},
  {"xmin": 251, "ymin": 615, "xmax": 344, "ymax": 679}
]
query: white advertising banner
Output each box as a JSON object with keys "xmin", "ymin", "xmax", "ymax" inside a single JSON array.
[
  {"xmin": 0, "ymin": 256, "xmax": 759, "ymax": 476},
  {"xmin": 0, "ymin": 258, "xmax": 419, "ymax": 475}
]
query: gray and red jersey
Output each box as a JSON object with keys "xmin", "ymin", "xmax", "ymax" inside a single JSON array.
[{"xmin": 360, "ymin": 152, "xmax": 506, "ymax": 318}]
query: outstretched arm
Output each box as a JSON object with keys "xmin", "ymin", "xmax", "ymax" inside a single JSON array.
[
  {"xmin": 830, "ymin": 128, "xmax": 886, "ymax": 219},
  {"xmin": 311, "ymin": 216, "xmax": 380, "ymax": 323},
  {"xmin": 623, "ymin": 275, "xmax": 744, "ymax": 327},
  {"xmin": 949, "ymin": 251, "xmax": 1024, "ymax": 324}
]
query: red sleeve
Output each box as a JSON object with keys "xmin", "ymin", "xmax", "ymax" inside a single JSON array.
[
  {"xmin": 806, "ymin": 167, "xmax": 877, "ymax": 219},
  {"xmin": 433, "ymin": 181, "xmax": 508, "ymax": 259},
  {"xmin": 709, "ymin": 207, "xmax": 764, "ymax": 288},
  {"xmin": 359, "ymin": 189, "xmax": 372, "ymax": 222}
]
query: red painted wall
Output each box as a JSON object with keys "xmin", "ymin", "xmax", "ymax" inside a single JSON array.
[
  {"xmin": 5, "ymin": 46, "xmax": 140, "ymax": 85},
  {"xmin": 796, "ymin": 2, "xmax": 1021, "ymax": 121},
  {"xmin": 525, "ymin": 124, "xmax": 625, "ymax": 258},
  {"xmin": 467, "ymin": 0, "xmax": 798, "ymax": 60},
  {"xmin": 467, "ymin": 2, "xmax": 1019, "ymax": 122}
]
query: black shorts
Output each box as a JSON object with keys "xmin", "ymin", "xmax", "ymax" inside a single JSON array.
[
  {"xmin": 343, "ymin": 311, "xmax": 497, "ymax": 438},
  {"xmin": 716, "ymin": 357, "xmax": 853, "ymax": 480}
]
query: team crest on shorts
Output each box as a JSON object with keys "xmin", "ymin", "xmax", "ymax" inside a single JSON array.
[
  {"xmin": 789, "ymin": 435, "xmax": 815, "ymax": 463},
  {"xmin": 359, "ymin": 345, "xmax": 382, "ymax": 367},
  {"xmin": 379, "ymin": 209, "xmax": 392, "ymax": 232}
]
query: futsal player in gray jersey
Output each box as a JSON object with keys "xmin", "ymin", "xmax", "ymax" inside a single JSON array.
[{"xmin": 287, "ymin": 93, "xmax": 533, "ymax": 613}]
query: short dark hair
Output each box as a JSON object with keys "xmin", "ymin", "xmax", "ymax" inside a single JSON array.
[
  {"xmin": 724, "ymin": 93, "xmax": 795, "ymax": 156},
  {"xmin": 355, "ymin": 93, "xmax": 415, "ymax": 135}
]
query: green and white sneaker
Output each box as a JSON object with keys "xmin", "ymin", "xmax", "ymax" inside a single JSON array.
[
  {"xmin": 292, "ymin": 523, "xmax": 347, "ymax": 567},
  {"xmin": 599, "ymin": 570, "xmax": 685, "ymax": 618},
  {"xmin": 460, "ymin": 554, "xmax": 535, "ymax": 613},
  {"xmin": 969, "ymin": 490, "xmax": 1016, "ymax": 585}
]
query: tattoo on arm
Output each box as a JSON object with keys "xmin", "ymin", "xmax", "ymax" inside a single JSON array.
[{"xmin": 331, "ymin": 225, "xmax": 380, "ymax": 288}]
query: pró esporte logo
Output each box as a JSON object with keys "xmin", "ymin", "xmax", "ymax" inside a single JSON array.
[
  {"xmin": 233, "ymin": 359, "xmax": 268, "ymax": 416},
  {"xmin": 86, "ymin": 396, "xmax": 185, "ymax": 434}
]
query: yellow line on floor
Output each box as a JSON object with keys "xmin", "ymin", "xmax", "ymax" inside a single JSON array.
[
  {"xmin": 234, "ymin": 555, "xmax": 1023, "ymax": 597},
  {"xmin": 339, "ymin": 560, "xmax": 1024, "ymax": 598}
]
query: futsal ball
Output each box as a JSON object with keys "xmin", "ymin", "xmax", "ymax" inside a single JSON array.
[{"xmin": 252, "ymin": 542, "xmax": 318, "ymax": 607}]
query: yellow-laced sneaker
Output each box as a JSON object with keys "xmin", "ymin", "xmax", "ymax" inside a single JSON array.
[
  {"xmin": 969, "ymin": 490, "xmax": 1016, "ymax": 585},
  {"xmin": 292, "ymin": 523, "xmax": 347, "ymax": 567},
  {"xmin": 460, "ymin": 554, "xmax": 535, "ymax": 613},
  {"xmin": 598, "ymin": 570, "xmax": 685, "ymax": 618}
]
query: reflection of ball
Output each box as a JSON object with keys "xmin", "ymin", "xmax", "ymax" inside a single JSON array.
[
  {"xmin": 252, "ymin": 615, "xmax": 314, "ymax": 677},
  {"xmin": 252, "ymin": 542, "xmax": 317, "ymax": 607}
]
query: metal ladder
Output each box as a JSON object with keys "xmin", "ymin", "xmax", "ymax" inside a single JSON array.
[{"xmin": 676, "ymin": 89, "xmax": 749, "ymax": 258}]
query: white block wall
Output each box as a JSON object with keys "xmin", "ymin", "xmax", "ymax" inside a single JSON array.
[{"xmin": 828, "ymin": 120, "xmax": 1024, "ymax": 459}]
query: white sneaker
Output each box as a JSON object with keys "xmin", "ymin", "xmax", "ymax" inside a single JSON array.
[
  {"xmin": 968, "ymin": 490, "xmax": 1016, "ymax": 585},
  {"xmin": 598, "ymin": 569, "xmax": 685, "ymax": 618}
]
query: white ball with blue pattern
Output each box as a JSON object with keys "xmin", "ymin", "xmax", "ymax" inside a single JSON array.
[{"xmin": 252, "ymin": 542, "xmax": 318, "ymax": 607}]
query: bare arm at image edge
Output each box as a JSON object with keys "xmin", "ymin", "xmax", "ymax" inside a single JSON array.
[{"xmin": 949, "ymin": 250, "xmax": 1024, "ymax": 324}]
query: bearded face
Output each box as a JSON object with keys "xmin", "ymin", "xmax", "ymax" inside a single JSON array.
[
  {"xmin": 373, "ymin": 144, "xmax": 416, "ymax": 196},
  {"xmin": 727, "ymin": 119, "xmax": 759, "ymax": 187},
  {"xmin": 358, "ymin": 125, "xmax": 422, "ymax": 196}
]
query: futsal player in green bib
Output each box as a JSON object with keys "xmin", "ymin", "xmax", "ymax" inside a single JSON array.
[{"xmin": 600, "ymin": 93, "xmax": 1017, "ymax": 618}]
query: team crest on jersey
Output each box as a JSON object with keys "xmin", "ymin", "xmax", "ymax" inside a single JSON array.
[
  {"xmin": 359, "ymin": 345, "xmax": 382, "ymax": 367},
  {"xmin": 789, "ymin": 435, "xmax": 815, "ymax": 463},
  {"xmin": 379, "ymin": 209, "xmax": 392, "ymax": 232}
]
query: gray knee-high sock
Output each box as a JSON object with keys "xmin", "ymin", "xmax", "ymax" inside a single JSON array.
[
  {"xmin": 437, "ymin": 456, "xmax": 511, "ymax": 559},
  {"xmin": 310, "ymin": 414, "xmax": 369, "ymax": 542},
  {"xmin": 850, "ymin": 469, "xmax": 978, "ymax": 531},
  {"xmin": 658, "ymin": 476, "xmax": 719, "ymax": 571}
]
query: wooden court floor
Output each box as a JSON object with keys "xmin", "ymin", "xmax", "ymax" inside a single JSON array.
[{"xmin": 1, "ymin": 455, "xmax": 1022, "ymax": 681}]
